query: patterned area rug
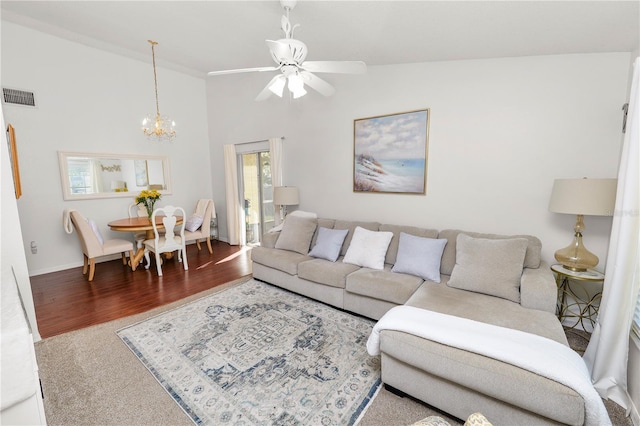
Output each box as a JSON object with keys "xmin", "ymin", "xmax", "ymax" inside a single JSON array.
[{"xmin": 117, "ymin": 279, "xmax": 381, "ymax": 425}]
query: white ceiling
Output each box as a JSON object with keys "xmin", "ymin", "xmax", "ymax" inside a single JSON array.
[{"xmin": 2, "ymin": 1, "xmax": 639, "ymax": 78}]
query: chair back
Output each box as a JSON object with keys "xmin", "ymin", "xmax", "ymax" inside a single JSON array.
[
  {"xmin": 151, "ymin": 205, "xmax": 186, "ymax": 252},
  {"xmin": 69, "ymin": 210, "xmax": 103, "ymax": 257},
  {"xmin": 128, "ymin": 202, "xmax": 147, "ymax": 218},
  {"xmin": 193, "ymin": 199, "xmax": 215, "ymax": 235}
]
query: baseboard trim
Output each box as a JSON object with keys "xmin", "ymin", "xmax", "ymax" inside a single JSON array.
[{"xmin": 28, "ymin": 240, "xmax": 226, "ymax": 277}]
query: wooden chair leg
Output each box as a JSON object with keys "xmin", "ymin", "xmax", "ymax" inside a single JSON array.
[
  {"xmin": 206, "ymin": 237, "xmax": 213, "ymax": 254},
  {"xmin": 82, "ymin": 255, "xmax": 89, "ymax": 275},
  {"xmin": 182, "ymin": 247, "xmax": 189, "ymax": 271},
  {"xmin": 121, "ymin": 252, "xmax": 127, "ymax": 265},
  {"xmin": 88, "ymin": 258, "xmax": 96, "ymax": 281},
  {"xmin": 144, "ymin": 249, "xmax": 151, "ymax": 270},
  {"xmin": 196, "ymin": 240, "xmax": 202, "ymax": 251},
  {"xmin": 155, "ymin": 252, "xmax": 163, "ymax": 277}
]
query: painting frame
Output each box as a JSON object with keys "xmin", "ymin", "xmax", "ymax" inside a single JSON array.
[
  {"xmin": 353, "ymin": 108, "xmax": 430, "ymax": 195},
  {"xmin": 6, "ymin": 124, "xmax": 22, "ymax": 199},
  {"xmin": 134, "ymin": 159, "xmax": 149, "ymax": 187}
]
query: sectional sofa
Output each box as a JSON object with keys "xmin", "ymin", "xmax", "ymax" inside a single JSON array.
[{"xmin": 250, "ymin": 214, "xmax": 602, "ymax": 426}]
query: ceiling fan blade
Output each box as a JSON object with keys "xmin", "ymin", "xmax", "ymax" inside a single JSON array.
[
  {"xmin": 266, "ymin": 39, "xmax": 293, "ymax": 63},
  {"xmin": 255, "ymin": 74, "xmax": 286, "ymax": 101},
  {"xmin": 300, "ymin": 71, "xmax": 335, "ymax": 97},
  {"xmin": 207, "ymin": 66, "xmax": 279, "ymax": 76},
  {"xmin": 301, "ymin": 61, "xmax": 367, "ymax": 74}
]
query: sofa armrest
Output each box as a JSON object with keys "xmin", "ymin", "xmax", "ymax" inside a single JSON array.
[
  {"xmin": 520, "ymin": 262, "xmax": 557, "ymax": 314},
  {"xmin": 261, "ymin": 231, "xmax": 280, "ymax": 248}
]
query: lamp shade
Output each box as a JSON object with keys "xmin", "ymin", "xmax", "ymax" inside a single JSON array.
[
  {"xmin": 549, "ymin": 178, "xmax": 617, "ymax": 216},
  {"xmin": 274, "ymin": 186, "xmax": 299, "ymax": 206}
]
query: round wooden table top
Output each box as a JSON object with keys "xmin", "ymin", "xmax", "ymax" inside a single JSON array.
[{"xmin": 108, "ymin": 216, "xmax": 183, "ymax": 232}]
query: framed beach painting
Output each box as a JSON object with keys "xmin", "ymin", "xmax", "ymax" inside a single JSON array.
[{"xmin": 353, "ymin": 108, "xmax": 430, "ymax": 194}]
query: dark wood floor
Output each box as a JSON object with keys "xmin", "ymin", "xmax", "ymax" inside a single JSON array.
[{"xmin": 30, "ymin": 241, "xmax": 253, "ymax": 339}]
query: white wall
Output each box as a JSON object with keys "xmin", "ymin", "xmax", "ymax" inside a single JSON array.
[
  {"xmin": 1, "ymin": 22, "xmax": 212, "ymax": 275},
  {"xmin": 1, "ymin": 106, "xmax": 40, "ymax": 340},
  {"xmin": 207, "ymin": 52, "xmax": 630, "ymax": 269}
]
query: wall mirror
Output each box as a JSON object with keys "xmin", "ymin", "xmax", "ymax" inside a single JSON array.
[{"xmin": 58, "ymin": 151, "xmax": 172, "ymax": 200}]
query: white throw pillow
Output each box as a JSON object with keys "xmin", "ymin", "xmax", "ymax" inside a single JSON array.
[
  {"xmin": 343, "ymin": 226, "xmax": 393, "ymax": 270},
  {"xmin": 447, "ymin": 233, "xmax": 528, "ymax": 303},
  {"xmin": 185, "ymin": 214, "xmax": 204, "ymax": 232},
  {"xmin": 391, "ymin": 232, "xmax": 447, "ymax": 282},
  {"xmin": 308, "ymin": 227, "xmax": 349, "ymax": 262},
  {"xmin": 87, "ymin": 219, "xmax": 104, "ymax": 245}
]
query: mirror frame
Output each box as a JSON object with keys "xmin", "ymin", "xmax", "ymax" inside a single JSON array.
[{"xmin": 58, "ymin": 151, "xmax": 172, "ymax": 201}]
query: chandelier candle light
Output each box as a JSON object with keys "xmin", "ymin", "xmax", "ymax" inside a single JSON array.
[{"xmin": 142, "ymin": 40, "xmax": 176, "ymax": 141}]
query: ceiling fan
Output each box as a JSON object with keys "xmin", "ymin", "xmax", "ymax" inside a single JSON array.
[{"xmin": 207, "ymin": 0, "xmax": 367, "ymax": 101}]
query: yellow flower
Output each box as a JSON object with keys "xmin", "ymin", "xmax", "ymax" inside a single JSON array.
[{"xmin": 136, "ymin": 190, "xmax": 162, "ymax": 218}]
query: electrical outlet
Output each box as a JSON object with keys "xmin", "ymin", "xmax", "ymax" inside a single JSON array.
[{"xmin": 30, "ymin": 241, "xmax": 37, "ymax": 254}]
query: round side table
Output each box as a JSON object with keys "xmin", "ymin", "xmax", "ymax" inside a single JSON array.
[{"xmin": 550, "ymin": 264, "xmax": 605, "ymax": 330}]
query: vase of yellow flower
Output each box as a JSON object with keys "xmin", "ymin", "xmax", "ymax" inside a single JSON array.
[{"xmin": 136, "ymin": 189, "xmax": 162, "ymax": 220}]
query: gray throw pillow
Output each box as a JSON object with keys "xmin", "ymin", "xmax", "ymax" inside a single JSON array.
[
  {"xmin": 391, "ymin": 232, "xmax": 447, "ymax": 282},
  {"xmin": 308, "ymin": 227, "xmax": 349, "ymax": 262},
  {"xmin": 447, "ymin": 233, "xmax": 528, "ymax": 303},
  {"xmin": 274, "ymin": 215, "xmax": 318, "ymax": 255}
]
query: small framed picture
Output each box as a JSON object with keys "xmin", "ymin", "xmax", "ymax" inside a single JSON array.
[
  {"xmin": 6, "ymin": 124, "xmax": 22, "ymax": 198},
  {"xmin": 353, "ymin": 109, "xmax": 430, "ymax": 194}
]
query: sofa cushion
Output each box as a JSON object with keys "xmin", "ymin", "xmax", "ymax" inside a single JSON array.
[
  {"xmin": 250, "ymin": 246, "xmax": 311, "ymax": 276},
  {"xmin": 346, "ymin": 265, "xmax": 424, "ymax": 305},
  {"xmin": 439, "ymin": 229, "xmax": 542, "ymax": 276},
  {"xmin": 333, "ymin": 220, "xmax": 380, "ymax": 256},
  {"xmin": 379, "ymin": 224, "xmax": 439, "ymax": 265},
  {"xmin": 391, "ymin": 233, "xmax": 447, "ymax": 282},
  {"xmin": 343, "ymin": 226, "xmax": 393, "ymax": 270},
  {"xmin": 274, "ymin": 215, "xmax": 318, "ymax": 255},
  {"xmin": 406, "ymin": 280, "xmax": 568, "ymax": 345},
  {"xmin": 447, "ymin": 234, "xmax": 528, "ymax": 303},
  {"xmin": 297, "ymin": 257, "xmax": 360, "ymax": 289},
  {"xmin": 308, "ymin": 227, "xmax": 349, "ymax": 262}
]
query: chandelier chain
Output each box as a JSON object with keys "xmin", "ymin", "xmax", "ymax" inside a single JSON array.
[{"xmin": 149, "ymin": 40, "xmax": 160, "ymax": 117}]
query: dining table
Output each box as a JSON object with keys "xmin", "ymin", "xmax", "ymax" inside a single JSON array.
[{"xmin": 108, "ymin": 216, "xmax": 183, "ymax": 270}]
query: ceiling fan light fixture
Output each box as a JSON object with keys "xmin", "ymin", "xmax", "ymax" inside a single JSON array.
[
  {"xmin": 206, "ymin": 0, "xmax": 366, "ymax": 102},
  {"xmin": 268, "ymin": 76, "xmax": 286, "ymax": 97},
  {"xmin": 288, "ymin": 73, "xmax": 306, "ymax": 98}
]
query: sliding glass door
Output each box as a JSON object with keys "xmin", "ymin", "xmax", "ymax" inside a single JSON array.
[{"xmin": 241, "ymin": 151, "xmax": 274, "ymax": 245}]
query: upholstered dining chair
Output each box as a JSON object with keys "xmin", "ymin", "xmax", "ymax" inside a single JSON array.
[
  {"xmin": 143, "ymin": 205, "xmax": 188, "ymax": 277},
  {"xmin": 128, "ymin": 202, "xmax": 148, "ymax": 248},
  {"xmin": 183, "ymin": 199, "xmax": 215, "ymax": 254},
  {"xmin": 65, "ymin": 209, "xmax": 136, "ymax": 281}
]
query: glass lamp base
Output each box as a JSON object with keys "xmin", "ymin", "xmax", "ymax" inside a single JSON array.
[{"xmin": 554, "ymin": 232, "xmax": 599, "ymax": 272}]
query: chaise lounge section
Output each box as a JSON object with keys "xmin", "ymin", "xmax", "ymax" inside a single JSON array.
[{"xmin": 250, "ymin": 215, "xmax": 593, "ymax": 425}]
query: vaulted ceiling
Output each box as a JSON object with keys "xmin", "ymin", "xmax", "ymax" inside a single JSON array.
[{"xmin": 2, "ymin": 1, "xmax": 639, "ymax": 78}]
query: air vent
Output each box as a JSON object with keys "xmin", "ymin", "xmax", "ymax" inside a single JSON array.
[{"xmin": 2, "ymin": 88, "xmax": 36, "ymax": 107}]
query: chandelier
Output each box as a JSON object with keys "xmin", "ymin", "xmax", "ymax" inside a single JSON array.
[{"xmin": 142, "ymin": 40, "xmax": 176, "ymax": 141}]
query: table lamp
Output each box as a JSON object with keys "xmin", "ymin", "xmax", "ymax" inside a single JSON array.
[
  {"xmin": 548, "ymin": 178, "xmax": 617, "ymax": 271},
  {"xmin": 274, "ymin": 186, "xmax": 299, "ymax": 220}
]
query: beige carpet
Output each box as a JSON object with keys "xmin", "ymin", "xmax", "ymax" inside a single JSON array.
[{"xmin": 35, "ymin": 278, "xmax": 631, "ymax": 426}]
